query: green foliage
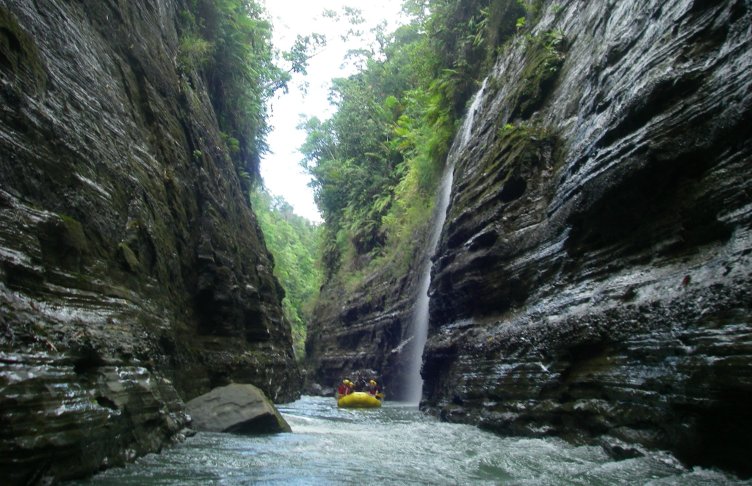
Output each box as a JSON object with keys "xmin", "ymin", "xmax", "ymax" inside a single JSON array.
[
  {"xmin": 501, "ymin": 122, "xmax": 516, "ymax": 133},
  {"xmin": 282, "ymin": 33, "xmax": 327, "ymax": 78},
  {"xmin": 177, "ymin": 34, "xmax": 213, "ymax": 71},
  {"xmin": 300, "ymin": 0, "xmax": 505, "ymax": 283},
  {"xmin": 487, "ymin": 121, "xmax": 557, "ymax": 193},
  {"xmin": 250, "ymin": 189, "xmax": 322, "ymax": 360},
  {"xmin": 509, "ymin": 29, "xmax": 567, "ymax": 119},
  {"xmin": 300, "ymin": 62, "xmax": 409, "ymax": 277},
  {"xmin": 221, "ymin": 132, "xmax": 241, "ymax": 154},
  {"xmin": 516, "ymin": 0, "xmax": 544, "ymax": 18},
  {"xmin": 178, "ymin": 0, "xmax": 313, "ymax": 185},
  {"xmin": 298, "ymin": 0, "xmax": 546, "ymax": 287}
]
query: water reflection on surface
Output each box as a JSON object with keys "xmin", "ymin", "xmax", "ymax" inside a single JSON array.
[{"xmin": 78, "ymin": 396, "xmax": 748, "ymax": 485}]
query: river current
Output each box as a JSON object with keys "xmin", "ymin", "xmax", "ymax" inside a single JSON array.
[{"xmin": 75, "ymin": 396, "xmax": 748, "ymax": 485}]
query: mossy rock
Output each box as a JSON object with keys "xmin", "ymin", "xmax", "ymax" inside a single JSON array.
[
  {"xmin": 117, "ymin": 242, "xmax": 141, "ymax": 273},
  {"xmin": 0, "ymin": 6, "xmax": 47, "ymax": 94},
  {"xmin": 38, "ymin": 215, "xmax": 89, "ymax": 270},
  {"xmin": 451, "ymin": 121, "xmax": 559, "ymax": 219},
  {"xmin": 60, "ymin": 215, "xmax": 88, "ymax": 248},
  {"xmin": 509, "ymin": 31, "xmax": 567, "ymax": 120},
  {"xmin": 488, "ymin": 123, "xmax": 557, "ymax": 175}
]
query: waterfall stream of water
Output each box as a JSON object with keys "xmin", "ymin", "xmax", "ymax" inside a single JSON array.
[{"xmin": 403, "ymin": 78, "xmax": 489, "ymax": 404}]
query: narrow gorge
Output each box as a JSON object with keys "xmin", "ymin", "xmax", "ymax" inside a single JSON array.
[
  {"xmin": 1, "ymin": 0, "xmax": 751, "ymax": 483},
  {"xmin": 305, "ymin": 0, "xmax": 752, "ymax": 477}
]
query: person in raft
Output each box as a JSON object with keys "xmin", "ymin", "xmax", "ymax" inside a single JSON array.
[
  {"xmin": 337, "ymin": 379, "xmax": 353, "ymax": 397},
  {"xmin": 367, "ymin": 379, "xmax": 383, "ymax": 398}
]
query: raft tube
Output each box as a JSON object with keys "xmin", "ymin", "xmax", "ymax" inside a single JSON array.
[{"xmin": 337, "ymin": 391, "xmax": 382, "ymax": 408}]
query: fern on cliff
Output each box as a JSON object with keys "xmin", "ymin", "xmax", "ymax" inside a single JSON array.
[{"xmin": 178, "ymin": 0, "xmax": 287, "ymax": 186}]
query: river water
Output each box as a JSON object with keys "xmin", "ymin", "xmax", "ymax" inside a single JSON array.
[{"xmin": 77, "ymin": 396, "xmax": 746, "ymax": 485}]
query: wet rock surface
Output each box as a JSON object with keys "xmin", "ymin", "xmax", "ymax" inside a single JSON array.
[
  {"xmin": 0, "ymin": 0, "xmax": 299, "ymax": 483},
  {"xmin": 421, "ymin": 0, "xmax": 752, "ymax": 478},
  {"xmin": 305, "ymin": 224, "xmax": 432, "ymax": 400},
  {"xmin": 186, "ymin": 383, "xmax": 291, "ymax": 434},
  {"xmin": 0, "ymin": 351, "xmax": 188, "ymax": 485},
  {"xmin": 307, "ymin": 0, "xmax": 751, "ymax": 478}
]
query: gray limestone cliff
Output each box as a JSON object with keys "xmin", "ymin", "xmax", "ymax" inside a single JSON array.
[
  {"xmin": 305, "ymin": 223, "xmax": 432, "ymax": 400},
  {"xmin": 306, "ymin": 0, "xmax": 752, "ymax": 477},
  {"xmin": 0, "ymin": 0, "xmax": 300, "ymax": 483},
  {"xmin": 423, "ymin": 0, "xmax": 752, "ymax": 477}
]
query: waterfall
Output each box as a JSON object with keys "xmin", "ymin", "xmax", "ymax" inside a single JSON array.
[{"xmin": 403, "ymin": 78, "xmax": 489, "ymax": 404}]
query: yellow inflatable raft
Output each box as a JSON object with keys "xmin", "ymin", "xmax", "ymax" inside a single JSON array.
[{"xmin": 337, "ymin": 391, "xmax": 382, "ymax": 408}]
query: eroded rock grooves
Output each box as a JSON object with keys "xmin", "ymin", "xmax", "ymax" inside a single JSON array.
[
  {"xmin": 0, "ymin": 1, "xmax": 300, "ymax": 483},
  {"xmin": 307, "ymin": 0, "xmax": 752, "ymax": 477}
]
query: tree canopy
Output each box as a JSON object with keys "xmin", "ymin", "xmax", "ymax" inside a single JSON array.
[
  {"xmin": 178, "ymin": 0, "xmax": 324, "ymax": 188},
  {"xmin": 300, "ymin": 0, "xmax": 524, "ymax": 283},
  {"xmin": 251, "ymin": 189, "xmax": 322, "ymax": 359}
]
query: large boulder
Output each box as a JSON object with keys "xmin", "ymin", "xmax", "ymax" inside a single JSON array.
[{"xmin": 186, "ymin": 384, "xmax": 291, "ymax": 434}]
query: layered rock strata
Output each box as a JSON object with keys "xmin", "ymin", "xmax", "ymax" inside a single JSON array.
[
  {"xmin": 422, "ymin": 0, "xmax": 752, "ymax": 477},
  {"xmin": 0, "ymin": 0, "xmax": 299, "ymax": 483},
  {"xmin": 305, "ymin": 221, "xmax": 433, "ymax": 400},
  {"xmin": 306, "ymin": 0, "xmax": 752, "ymax": 477}
]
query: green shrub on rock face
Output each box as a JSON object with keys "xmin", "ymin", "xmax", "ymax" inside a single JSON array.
[
  {"xmin": 509, "ymin": 30, "xmax": 566, "ymax": 119},
  {"xmin": 177, "ymin": 0, "xmax": 287, "ymax": 186},
  {"xmin": 177, "ymin": 34, "xmax": 213, "ymax": 72}
]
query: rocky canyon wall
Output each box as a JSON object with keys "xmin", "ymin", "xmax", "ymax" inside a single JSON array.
[
  {"xmin": 0, "ymin": 0, "xmax": 299, "ymax": 483},
  {"xmin": 305, "ymin": 0, "xmax": 752, "ymax": 477},
  {"xmin": 305, "ymin": 221, "xmax": 433, "ymax": 399},
  {"xmin": 422, "ymin": 0, "xmax": 752, "ymax": 477}
]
